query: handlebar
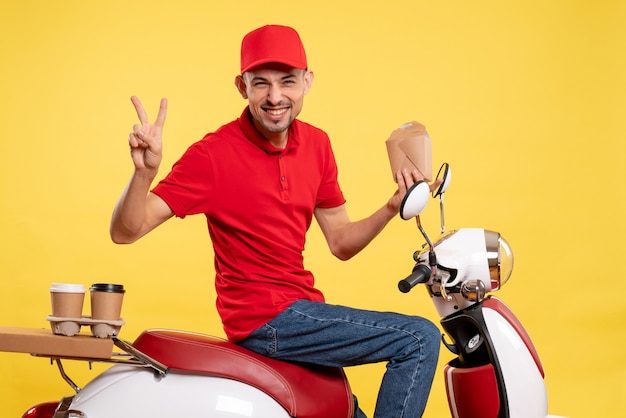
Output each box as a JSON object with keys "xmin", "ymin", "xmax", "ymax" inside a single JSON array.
[{"xmin": 398, "ymin": 264, "xmax": 432, "ymax": 293}]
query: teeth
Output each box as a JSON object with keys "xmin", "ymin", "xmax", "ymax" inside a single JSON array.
[{"xmin": 266, "ymin": 108, "xmax": 287, "ymax": 116}]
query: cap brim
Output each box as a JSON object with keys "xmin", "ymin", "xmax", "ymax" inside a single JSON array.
[{"xmin": 242, "ymin": 58, "xmax": 307, "ymax": 74}]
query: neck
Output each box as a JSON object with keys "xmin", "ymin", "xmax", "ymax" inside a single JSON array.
[
  {"xmin": 252, "ymin": 118, "xmax": 289, "ymax": 149},
  {"xmin": 266, "ymin": 133, "xmax": 288, "ymax": 149}
]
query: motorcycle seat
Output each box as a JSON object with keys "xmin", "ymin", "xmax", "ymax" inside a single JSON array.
[{"xmin": 132, "ymin": 329, "xmax": 353, "ymax": 418}]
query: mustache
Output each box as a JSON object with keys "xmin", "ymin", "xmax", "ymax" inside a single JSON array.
[{"xmin": 261, "ymin": 101, "xmax": 290, "ymax": 108}]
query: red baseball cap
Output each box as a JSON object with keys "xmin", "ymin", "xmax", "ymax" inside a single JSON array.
[{"xmin": 240, "ymin": 25, "xmax": 307, "ymax": 74}]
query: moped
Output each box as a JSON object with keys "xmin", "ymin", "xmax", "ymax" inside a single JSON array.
[
  {"xmin": 22, "ymin": 163, "xmax": 565, "ymax": 418},
  {"xmin": 397, "ymin": 163, "xmax": 564, "ymax": 418}
]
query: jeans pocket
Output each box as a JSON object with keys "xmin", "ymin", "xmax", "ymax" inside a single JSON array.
[
  {"xmin": 264, "ymin": 324, "xmax": 277, "ymax": 355},
  {"xmin": 240, "ymin": 323, "xmax": 278, "ymax": 356}
]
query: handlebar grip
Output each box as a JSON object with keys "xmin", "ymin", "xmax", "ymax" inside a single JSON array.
[{"xmin": 398, "ymin": 264, "xmax": 432, "ymax": 293}]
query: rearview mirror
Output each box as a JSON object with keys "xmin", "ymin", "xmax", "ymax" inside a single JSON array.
[{"xmin": 399, "ymin": 181, "xmax": 430, "ymax": 220}]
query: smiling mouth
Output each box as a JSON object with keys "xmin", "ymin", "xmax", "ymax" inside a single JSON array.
[{"xmin": 265, "ymin": 107, "xmax": 289, "ymax": 117}]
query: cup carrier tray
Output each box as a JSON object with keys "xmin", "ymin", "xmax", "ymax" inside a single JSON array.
[{"xmin": 46, "ymin": 315, "xmax": 125, "ymax": 339}]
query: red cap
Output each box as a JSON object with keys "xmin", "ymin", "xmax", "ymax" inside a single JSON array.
[{"xmin": 240, "ymin": 25, "xmax": 307, "ymax": 74}]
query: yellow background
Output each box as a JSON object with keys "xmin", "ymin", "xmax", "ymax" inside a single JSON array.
[{"xmin": 1, "ymin": 1, "xmax": 624, "ymax": 417}]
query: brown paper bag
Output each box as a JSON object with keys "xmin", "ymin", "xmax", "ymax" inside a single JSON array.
[{"xmin": 385, "ymin": 121, "xmax": 432, "ymax": 182}]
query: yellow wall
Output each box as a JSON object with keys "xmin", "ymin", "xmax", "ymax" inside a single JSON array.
[{"xmin": 1, "ymin": 1, "xmax": 624, "ymax": 416}]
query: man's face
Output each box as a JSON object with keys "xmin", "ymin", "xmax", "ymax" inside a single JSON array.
[{"xmin": 236, "ymin": 63, "xmax": 313, "ymax": 143}]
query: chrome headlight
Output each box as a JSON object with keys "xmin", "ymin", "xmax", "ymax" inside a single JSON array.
[{"xmin": 484, "ymin": 230, "xmax": 514, "ymax": 290}]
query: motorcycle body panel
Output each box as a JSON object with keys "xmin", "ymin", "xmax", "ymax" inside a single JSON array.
[
  {"xmin": 442, "ymin": 296, "xmax": 548, "ymax": 418},
  {"xmin": 69, "ymin": 364, "xmax": 291, "ymax": 417}
]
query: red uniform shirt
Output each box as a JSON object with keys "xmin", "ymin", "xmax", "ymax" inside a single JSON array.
[{"xmin": 152, "ymin": 108, "xmax": 346, "ymax": 341}]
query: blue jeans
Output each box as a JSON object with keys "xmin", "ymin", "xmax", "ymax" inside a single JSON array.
[{"xmin": 236, "ymin": 300, "xmax": 440, "ymax": 418}]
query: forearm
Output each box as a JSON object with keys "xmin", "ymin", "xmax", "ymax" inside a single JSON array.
[
  {"xmin": 110, "ymin": 169, "xmax": 158, "ymax": 244},
  {"xmin": 331, "ymin": 203, "xmax": 397, "ymax": 261}
]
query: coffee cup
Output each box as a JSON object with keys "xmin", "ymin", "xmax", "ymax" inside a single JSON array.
[
  {"xmin": 90, "ymin": 283, "xmax": 125, "ymax": 320},
  {"xmin": 49, "ymin": 283, "xmax": 86, "ymax": 319}
]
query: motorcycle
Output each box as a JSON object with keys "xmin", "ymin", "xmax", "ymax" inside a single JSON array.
[
  {"xmin": 22, "ymin": 163, "xmax": 565, "ymax": 418},
  {"xmin": 397, "ymin": 163, "xmax": 565, "ymax": 418}
]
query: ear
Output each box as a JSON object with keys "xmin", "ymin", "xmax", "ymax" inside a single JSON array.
[
  {"xmin": 303, "ymin": 70, "xmax": 314, "ymax": 95},
  {"xmin": 234, "ymin": 75, "xmax": 248, "ymax": 99}
]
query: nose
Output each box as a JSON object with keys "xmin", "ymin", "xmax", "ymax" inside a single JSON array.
[{"xmin": 267, "ymin": 83, "xmax": 283, "ymax": 105}]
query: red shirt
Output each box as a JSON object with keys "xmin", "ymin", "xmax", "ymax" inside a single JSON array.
[{"xmin": 152, "ymin": 108, "xmax": 346, "ymax": 341}]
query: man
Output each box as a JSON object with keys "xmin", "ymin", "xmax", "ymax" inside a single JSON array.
[{"xmin": 111, "ymin": 24, "xmax": 440, "ymax": 417}]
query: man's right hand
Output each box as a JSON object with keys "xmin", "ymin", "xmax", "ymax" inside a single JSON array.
[{"xmin": 128, "ymin": 96, "xmax": 168, "ymax": 172}]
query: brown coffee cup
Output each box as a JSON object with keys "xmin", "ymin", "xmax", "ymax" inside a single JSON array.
[
  {"xmin": 50, "ymin": 283, "xmax": 85, "ymax": 319},
  {"xmin": 90, "ymin": 283, "xmax": 125, "ymax": 320}
]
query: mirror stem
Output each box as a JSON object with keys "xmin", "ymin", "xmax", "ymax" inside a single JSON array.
[
  {"xmin": 416, "ymin": 216, "xmax": 438, "ymax": 277},
  {"xmin": 416, "ymin": 215, "xmax": 433, "ymax": 250},
  {"xmin": 439, "ymin": 194, "xmax": 446, "ymax": 234}
]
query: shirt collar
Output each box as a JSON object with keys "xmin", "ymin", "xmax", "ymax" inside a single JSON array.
[{"xmin": 238, "ymin": 107, "xmax": 300, "ymax": 154}]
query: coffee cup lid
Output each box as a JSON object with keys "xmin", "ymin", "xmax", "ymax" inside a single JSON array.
[
  {"xmin": 90, "ymin": 283, "xmax": 125, "ymax": 293},
  {"xmin": 49, "ymin": 283, "xmax": 86, "ymax": 293}
]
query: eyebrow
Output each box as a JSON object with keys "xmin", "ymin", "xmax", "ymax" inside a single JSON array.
[{"xmin": 250, "ymin": 72, "xmax": 299, "ymax": 83}]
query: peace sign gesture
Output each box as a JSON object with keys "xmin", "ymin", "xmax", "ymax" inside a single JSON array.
[{"xmin": 128, "ymin": 96, "xmax": 168, "ymax": 172}]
